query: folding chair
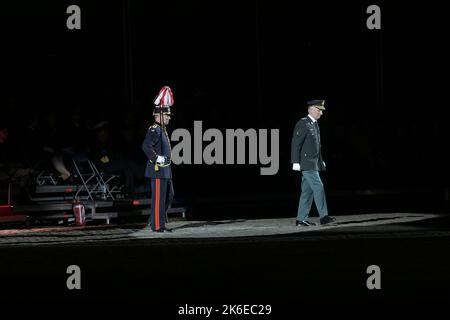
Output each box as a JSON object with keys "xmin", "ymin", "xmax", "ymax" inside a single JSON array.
[
  {"xmin": 71, "ymin": 156, "xmax": 122, "ymax": 200},
  {"xmin": 35, "ymin": 170, "xmax": 58, "ymax": 186}
]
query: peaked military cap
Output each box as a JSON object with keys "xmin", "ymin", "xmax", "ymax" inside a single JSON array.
[{"xmin": 307, "ymin": 99, "xmax": 326, "ymax": 110}]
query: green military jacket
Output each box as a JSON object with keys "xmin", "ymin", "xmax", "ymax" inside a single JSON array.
[{"xmin": 291, "ymin": 116, "xmax": 326, "ymax": 171}]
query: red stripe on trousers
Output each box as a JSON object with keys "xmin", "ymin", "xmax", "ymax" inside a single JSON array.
[{"xmin": 155, "ymin": 179, "xmax": 160, "ymax": 230}]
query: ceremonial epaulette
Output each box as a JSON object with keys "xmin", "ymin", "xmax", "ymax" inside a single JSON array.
[{"xmin": 149, "ymin": 123, "xmax": 159, "ymax": 130}]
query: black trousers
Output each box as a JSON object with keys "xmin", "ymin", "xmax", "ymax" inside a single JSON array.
[{"xmin": 149, "ymin": 178, "xmax": 174, "ymax": 231}]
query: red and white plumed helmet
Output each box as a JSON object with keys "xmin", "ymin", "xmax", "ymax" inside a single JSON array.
[{"xmin": 153, "ymin": 86, "xmax": 173, "ymax": 115}]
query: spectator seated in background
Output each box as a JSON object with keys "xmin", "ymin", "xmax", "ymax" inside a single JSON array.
[
  {"xmin": 87, "ymin": 120, "xmax": 143, "ymax": 197},
  {"xmin": 34, "ymin": 111, "xmax": 74, "ymax": 183},
  {"xmin": 34, "ymin": 109, "xmax": 91, "ymax": 185}
]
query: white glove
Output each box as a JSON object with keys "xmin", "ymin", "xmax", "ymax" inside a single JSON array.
[
  {"xmin": 156, "ymin": 155, "xmax": 166, "ymax": 165},
  {"xmin": 292, "ymin": 163, "xmax": 301, "ymax": 171}
]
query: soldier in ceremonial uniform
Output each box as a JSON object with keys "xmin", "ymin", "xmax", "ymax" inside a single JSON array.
[
  {"xmin": 142, "ymin": 87, "xmax": 174, "ymax": 232},
  {"xmin": 291, "ymin": 99, "xmax": 336, "ymax": 226}
]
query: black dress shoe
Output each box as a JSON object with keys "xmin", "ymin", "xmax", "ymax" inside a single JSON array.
[
  {"xmin": 296, "ymin": 220, "xmax": 316, "ymax": 226},
  {"xmin": 155, "ymin": 228, "xmax": 173, "ymax": 233},
  {"xmin": 320, "ymin": 216, "xmax": 336, "ymax": 225}
]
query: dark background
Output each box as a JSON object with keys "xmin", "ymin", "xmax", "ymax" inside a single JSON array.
[
  {"xmin": 4, "ymin": 0, "xmax": 449, "ymax": 219},
  {"xmin": 2, "ymin": 0, "xmax": 450, "ymax": 307}
]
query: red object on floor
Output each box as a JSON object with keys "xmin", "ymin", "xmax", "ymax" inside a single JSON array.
[
  {"xmin": 0, "ymin": 204, "xmax": 13, "ymax": 216},
  {"xmin": 73, "ymin": 201, "xmax": 86, "ymax": 226}
]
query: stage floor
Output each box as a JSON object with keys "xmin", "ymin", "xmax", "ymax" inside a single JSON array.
[
  {"xmin": 1, "ymin": 212, "xmax": 449, "ymax": 303},
  {"xmin": 0, "ymin": 212, "xmax": 448, "ymax": 245}
]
